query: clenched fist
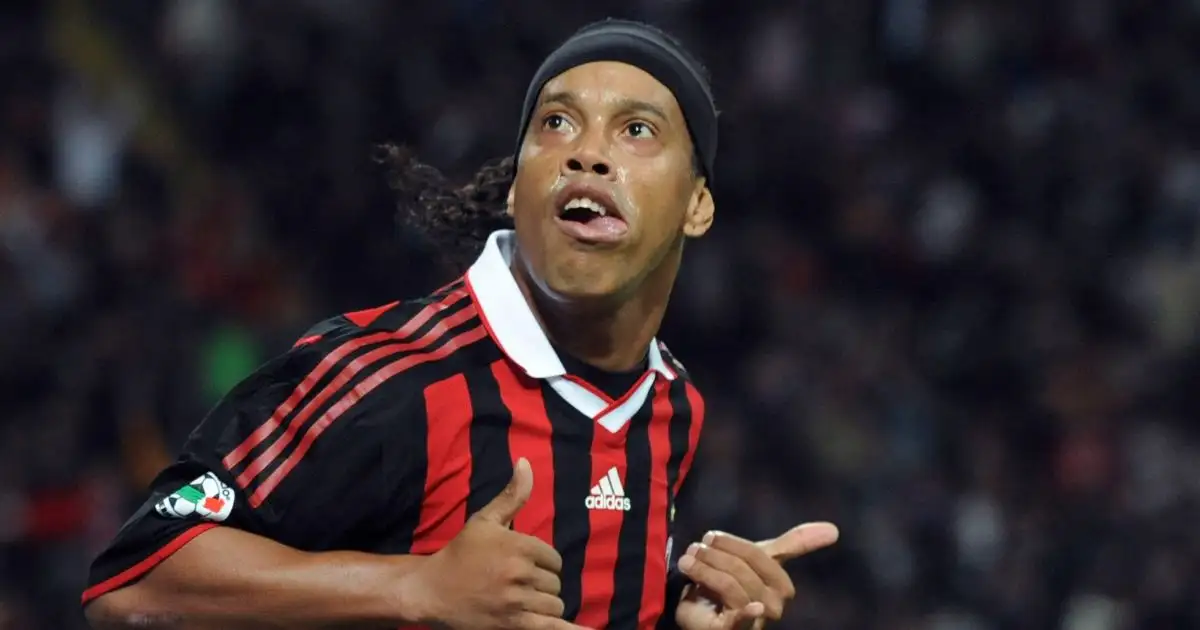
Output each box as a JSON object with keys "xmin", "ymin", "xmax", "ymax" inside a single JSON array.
[{"xmin": 403, "ymin": 458, "xmax": 589, "ymax": 630}]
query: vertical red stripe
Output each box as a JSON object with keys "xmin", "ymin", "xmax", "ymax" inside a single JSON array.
[
  {"xmin": 576, "ymin": 435, "xmax": 626, "ymax": 629},
  {"xmin": 411, "ymin": 374, "xmax": 474, "ymax": 554},
  {"xmin": 249, "ymin": 326, "xmax": 488, "ymax": 506},
  {"xmin": 492, "ymin": 361, "xmax": 555, "ymax": 545},
  {"xmin": 674, "ymin": 382, "xmax": 706, "ymax": 496},
  {"xmin": 639, "ymin": 384, "xmax": 675, "ymax": 628}
]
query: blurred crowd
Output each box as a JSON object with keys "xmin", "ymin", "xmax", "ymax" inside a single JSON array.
[{"xmin": 3, "ymin": 0, "xmax": 1200, "ymax": 628}]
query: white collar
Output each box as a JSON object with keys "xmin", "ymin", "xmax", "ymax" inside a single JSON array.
[{"xmin": 465, "ymin": 230, "xmax": 676, "ymax": 381}]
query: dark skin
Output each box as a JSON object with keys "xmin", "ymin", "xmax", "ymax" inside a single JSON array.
[
  {"xmin": 81, "ymin": 61, "xmax": 837, "ymax": 630},
  {"xmin": 507, "ymin": 61, "xmax": 840, "ymax": 629},
  {"xmin": 506, "ymin": 61, "xmax": 715, "ymax": 372},
  {"xmin": 83, "ymin": 460, "xmax": 588, "ymax": 630}
]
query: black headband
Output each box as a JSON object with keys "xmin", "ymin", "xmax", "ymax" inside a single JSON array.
[{"xmin": 515, "ymin": 19, "xmax": 718, "ymax": 183}]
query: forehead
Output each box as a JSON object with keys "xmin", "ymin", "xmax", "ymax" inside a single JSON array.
[{"xmin": 538, "ymin": 61, "xmax": 683, "ymax": 119}]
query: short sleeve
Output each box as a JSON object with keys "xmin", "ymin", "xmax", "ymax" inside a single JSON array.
[{"xmin": 83, "ymin": 316, "xmax": 423, "ymax": 605}]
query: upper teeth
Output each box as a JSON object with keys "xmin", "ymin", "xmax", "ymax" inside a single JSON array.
[{"xmin": 564, "ymin": 197, "xmax": 607, "ymax": 216}]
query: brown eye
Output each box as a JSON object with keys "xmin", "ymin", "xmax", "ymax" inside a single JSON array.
[
  {"xmin": 625, "ymin": 121, "xmax": 655, "ymax": 138},
  {"xmin": 543, "ymin": 114, "xmax": 569, "ymax": 131}
]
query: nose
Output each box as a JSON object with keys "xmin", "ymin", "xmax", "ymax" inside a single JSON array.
[
  {"xmin": 566, "ymin": 155, "xmax": 611, "ymax": 177},
  {"xmin": 564, "ymin": 142, "xmax": 613, "ymax": 178}
]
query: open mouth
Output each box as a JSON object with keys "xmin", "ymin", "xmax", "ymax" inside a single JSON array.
[
  {"xmin": 560, "ymin": 196, "xmax": 618, "ymax": 223},
  {"xmin": 554, "ymin": 189, "xmax": 629, "ymax": 243}
]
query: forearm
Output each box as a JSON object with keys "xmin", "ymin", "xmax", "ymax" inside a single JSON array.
[{"xmin": 84, "ymin": 526, "xmax": 426, "ymax": 630}]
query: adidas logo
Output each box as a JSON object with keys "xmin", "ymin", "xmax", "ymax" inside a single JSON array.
[{"xmin": 585, "ymin": 467, "xmax": 631, "ymax": 512}]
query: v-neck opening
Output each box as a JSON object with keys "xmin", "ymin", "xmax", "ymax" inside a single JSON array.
[
  {"xmin": 542, "ymin": 376, "xmax": 663, "ymax": 446},
  {"xmin": 554, "ymin": 343, "xmax": 648, "ymax": 402}
]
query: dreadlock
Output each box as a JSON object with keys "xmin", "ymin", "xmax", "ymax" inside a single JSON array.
[{"xmin": 375, "ymin": 144, "xmax": 515, "ymax": 274}]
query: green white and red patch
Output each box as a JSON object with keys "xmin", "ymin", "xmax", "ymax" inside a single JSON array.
[{"xmin": 155, "ymin": 472, "xmax": 235, "ymax": 522}]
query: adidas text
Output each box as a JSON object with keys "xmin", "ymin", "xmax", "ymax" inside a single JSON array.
[
  {"xmin": 585, "ymin": 495, "xmax": 632, "ymax": 511},
  {"xmin": 587, "ymin": 467, "xmax": 631, "ymax": 511}
]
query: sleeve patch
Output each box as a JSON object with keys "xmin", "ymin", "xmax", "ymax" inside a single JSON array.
[{"xmin": 153, "ymin": 472, "xmax": 236, "ymax": 523}]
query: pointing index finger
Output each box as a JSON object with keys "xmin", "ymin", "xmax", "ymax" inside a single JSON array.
[{"xmin": 760, "ymin": 522, "xmax": 840, "ymax": 563}]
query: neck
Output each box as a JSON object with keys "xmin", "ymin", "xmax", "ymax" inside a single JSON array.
[{"xmin": 512, "ymin": 248, "xmax": 681, "ymax": 373}]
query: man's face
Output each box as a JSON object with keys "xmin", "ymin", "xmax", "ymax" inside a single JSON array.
[{"xmin": 509, "ymin": 61, "xmax": 714, "ymax": 302}]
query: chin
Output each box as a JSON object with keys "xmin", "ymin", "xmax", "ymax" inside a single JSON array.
[
  {"xmin": 519, "ymin": 229, "xmax": 634, "ymax": 302},
  {"xmin": 540, "ymin": 265, "xmax": 626, "ymax": 303}
]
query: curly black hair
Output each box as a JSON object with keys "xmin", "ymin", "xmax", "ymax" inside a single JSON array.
[{"xmin": 375, "ymin": 144, "xmax": 515, "ymax": 274}]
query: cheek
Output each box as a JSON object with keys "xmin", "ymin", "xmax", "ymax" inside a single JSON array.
[
  {"xmin": 521, "ymin": 141, "xmax": 547, "ymax": 162},
  {"xmin": 629, "ymin": 178, "xmax": 689, "ymax": 233},
  {"xmin": 512, "ymin": 164, "xmax": 554, "ymax": 215}
]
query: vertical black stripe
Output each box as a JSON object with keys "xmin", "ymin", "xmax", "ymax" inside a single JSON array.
[
  {"xmin": 609, "ymin": 403, "xmax": 656, "ymax": 629},
  {"xmin": 463, "ymin": 368, "xmax": 513, "ymax": 516},
  {"xmin": 546, "ymin": 387, "xmax": 593, "ymax": 621},
  {"xmin": 374, "ymin": 384, "xmax": 430, "ymax": 554},
  {"xmin": 665, "ymin": 381, "xmax": 695, "ymax": 525},
  {"xmin": 656, "ymin": 381, "xmax": 697, "ymax": 630}
]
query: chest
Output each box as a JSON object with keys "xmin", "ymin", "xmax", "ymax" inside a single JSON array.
[
  {"xmin": 410, "ymin": 369, "xmax": 692, "ymax": 555},
  {"xmin": 367, "ymin": 361, "xmax": 704, "ymax": 627}
]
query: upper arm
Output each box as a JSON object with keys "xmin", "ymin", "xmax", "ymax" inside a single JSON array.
[{"xmin": 83, "ymin": 317, "xmax": 426, "ymax": 605}]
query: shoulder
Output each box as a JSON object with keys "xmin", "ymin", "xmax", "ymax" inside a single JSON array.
[
  {"xmin": 222, "ymin": 279, "xmax": 481, "ymax": 409},
  {"xmin": 285, "ymin": 279, "xmax": 481, "ymax": 370},
  {"xmin": 272, "ymin": 280, "xmax": 489, "ymax": 403},
  {"xmin": 292, "ymin": 279, "xmax": 475, "ymax": 351},
  {"xmin": 200, "ymin": 283, "xmax": 485, "ymax": 462}
]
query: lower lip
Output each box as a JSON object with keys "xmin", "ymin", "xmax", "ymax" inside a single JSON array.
[{"xmin": 554, "ymin": 215, "xmax": 629, "ymax": 244}]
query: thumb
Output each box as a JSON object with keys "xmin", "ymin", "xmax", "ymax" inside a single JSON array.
[
  {"xmin": 475, "ymin": 457, "xmax": 533, "ymax": 525},
  {"xmin": 760, "ymin": 521, "xmax": 840, "ymax": 563}
]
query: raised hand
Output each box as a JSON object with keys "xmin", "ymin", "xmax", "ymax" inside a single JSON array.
[
  {"xmin": 405, "ymin": 458, "xmax": 590, "ymax": 630},
  {"xmin": 674, "ymin": 522, "xmax": 840, "ymax": 630}
]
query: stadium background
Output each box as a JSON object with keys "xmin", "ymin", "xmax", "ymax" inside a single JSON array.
[{"xmin": 2, "ymin": 0, "xmax": 1199, "ymax": 628}]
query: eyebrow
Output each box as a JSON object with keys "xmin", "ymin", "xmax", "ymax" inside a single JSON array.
[
  {"xmin": 612, "ymin": 97, "xmax": 669, "ymax": 122},
  {"xmin": 539, "ymin": 91, "xmax": 670, "ymax": 123},
  {"xmin": 539, "ymin": 91, "xmax": 579, "ymax": 110}
]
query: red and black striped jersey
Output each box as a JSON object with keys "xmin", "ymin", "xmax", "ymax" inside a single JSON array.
[{"xmin": 83, "ymin": 230, "xmax": 706, "ymax": 629}]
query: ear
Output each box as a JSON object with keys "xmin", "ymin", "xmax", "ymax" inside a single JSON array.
[
  {"xmin": 682, "ymin": 180, "xmax": 714, "ymax": 238},
  {"xmin": 506, "ymin": 185, "xmax": 515, "ymax": 217}
]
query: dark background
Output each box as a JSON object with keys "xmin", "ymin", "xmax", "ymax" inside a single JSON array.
[{"xmin": 2, "ymin": 0, "xmax": 1199, "ymax": 628}]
